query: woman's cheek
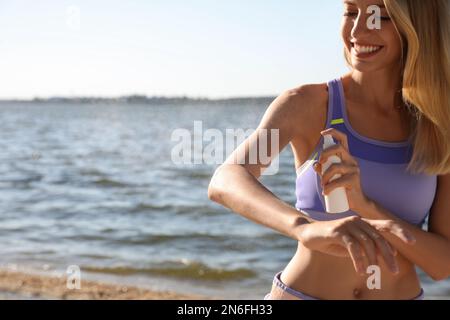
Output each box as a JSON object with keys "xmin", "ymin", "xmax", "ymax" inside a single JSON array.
[
  {"xmin": 384, "ymin": 25, "xmax": 403, "ymax": 57},
  {"xmin": 340, "ymin": 23, "xmax": 352, "ymax": 50}
]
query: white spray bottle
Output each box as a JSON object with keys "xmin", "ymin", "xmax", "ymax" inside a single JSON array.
[{"xmin": 322, "ymin": 135, "xmax": 350, "ymax": 213}]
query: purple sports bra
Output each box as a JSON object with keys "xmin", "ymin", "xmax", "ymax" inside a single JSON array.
[{"xmin": 295, "ymin": 78, "xmax": 437, "ymax": 226}]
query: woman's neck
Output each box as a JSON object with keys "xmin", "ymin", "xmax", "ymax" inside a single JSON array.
[{"xmin": 344, "ymin": 69, "xmax": 405, "ymax": 116}]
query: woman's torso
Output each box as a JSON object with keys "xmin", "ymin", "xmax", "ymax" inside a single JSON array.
[{"xmin": 284, "ymin": 74, "xmax": 437, "ymax": 299}]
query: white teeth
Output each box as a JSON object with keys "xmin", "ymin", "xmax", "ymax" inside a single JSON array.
[{"xmin": 353, "ymin": 44, "xmax": 381, "ymax": 54}]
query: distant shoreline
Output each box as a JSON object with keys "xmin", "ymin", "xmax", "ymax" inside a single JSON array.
[{"xmin": 0, "ymin": 96, "xmax": 276, "ymax": 106}]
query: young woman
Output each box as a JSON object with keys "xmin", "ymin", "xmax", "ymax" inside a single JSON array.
[{"xmin": 208, "ymin": 0, "xmax": 450, "ymax": 300}]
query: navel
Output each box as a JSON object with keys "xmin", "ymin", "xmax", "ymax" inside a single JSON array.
[{"xmin": 353, "ymin": 288, "xmax": 362, "ymax": 299}]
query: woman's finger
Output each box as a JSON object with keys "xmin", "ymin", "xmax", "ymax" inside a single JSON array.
[
  {"xmin": 357, "ymin": 221, "xmax": 399, "ymax": 274},
  {"xmin": 357, "ymin": 221, "xmax": 398, "ymax": 256},
  {"xmin": 321, "ymin": 128, "xmax": 350, "ymax": 151},
  {"xmin": 318, "ymin": 144, "xmax": 357, "ymax": 167},
  {"xmin": 341, "ymin": 234, "xmax": 366, "ymax": 275},
  {"xmin": 320, "ymin": 162, "xmax": 359, "ymax": 186},
  {"xmin": 361, "ymin": 223, "xmax": 398, "ymax": 257},
  {"xmin": 313, "ymin": 161, "xmax": 322, "ymax": 174},
  {"xmin": 322, "ymin": 173, "xmax": 356, "ymax": 196},
  {"xmin": 348, "ymin": 227, "xmax": 378, "ymax": 268}
]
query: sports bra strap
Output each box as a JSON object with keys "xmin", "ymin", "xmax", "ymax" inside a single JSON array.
[{"xmin": 328, "ymin": 79, "xmax": 345, "ymax": 127}]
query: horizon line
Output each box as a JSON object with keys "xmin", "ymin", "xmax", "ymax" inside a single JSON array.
[{"xmin": 0, "ymin": 94, "xmax": 278, "ymax": 102}]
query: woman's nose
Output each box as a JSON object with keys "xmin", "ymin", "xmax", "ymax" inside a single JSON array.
[{"xmin": 350, "ymin": 13, "xmax": 371, "ymax": 39}]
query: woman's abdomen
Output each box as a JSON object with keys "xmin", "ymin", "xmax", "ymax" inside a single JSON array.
[{"xmin": 279, "ymin": 242, "xmax": 422, "ymax": 300}]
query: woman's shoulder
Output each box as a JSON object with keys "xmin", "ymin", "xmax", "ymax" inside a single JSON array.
[
  {"xmin": 271, "ymin": 82, "xmax": 328, "ymax": 116},
  {"xmin": 286, "ymin": 82, "xmax": 328, "ymax": 107},
  {"xmin": 275, "ymin": 82, "xmax": 329, "ymax": 137}
]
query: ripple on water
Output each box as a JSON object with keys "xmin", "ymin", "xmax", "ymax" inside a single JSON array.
[
  {"xmin": 92, "ymin": 178, "xmax": 130, "ymax": 188},
  {"xmin": 82, "ymin": 259, "xmax": 257, "ymax": 281}
]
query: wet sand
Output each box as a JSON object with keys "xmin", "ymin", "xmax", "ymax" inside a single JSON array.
[
  {"xmin": 0, "ymin": 268, "xmax": 212, "ymax": 300},
  {"xmin": 2, "ymin": 268, "xmax": 446, "ymax": 300}
]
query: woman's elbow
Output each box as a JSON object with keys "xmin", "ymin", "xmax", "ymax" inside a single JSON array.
[
  {"xmin": 208, "ymin": 183, "xmax": 220, "ymax": 202},
  {"xmin": 207, "ymin": 166, "xmax": 226, "ymax": 202}
]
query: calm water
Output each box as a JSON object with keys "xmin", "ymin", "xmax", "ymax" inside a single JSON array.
[{"xmin": 0, "ymin": 102, "xmax": 448, "ymax": 299}]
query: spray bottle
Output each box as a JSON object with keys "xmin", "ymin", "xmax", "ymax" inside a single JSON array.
[{"xmin": 322, "ymin": 135, "xmax": 350, "ymax": 213}]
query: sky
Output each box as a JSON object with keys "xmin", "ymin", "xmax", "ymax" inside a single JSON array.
[{"xmin": 0, "ymin": 0, "xmax": 349, "ymax": 99}]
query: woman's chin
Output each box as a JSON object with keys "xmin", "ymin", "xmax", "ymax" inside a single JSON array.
[
  {"xmin": 349, "ymin": 60, "xmax": 391, "ymax": 73},
  {"xmin": 349, "ymin": 54, "xmax": 402, "ymax": 74}
]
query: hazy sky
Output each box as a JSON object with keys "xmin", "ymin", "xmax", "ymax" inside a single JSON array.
[{"xmin": 0, "ymin": 0, "xmax": 349, "ymax": 99}]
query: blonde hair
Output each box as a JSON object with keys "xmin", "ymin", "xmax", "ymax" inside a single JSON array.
[{"xmin": 344, "ymin": 0, "xmax": 450, "ymax": 175}]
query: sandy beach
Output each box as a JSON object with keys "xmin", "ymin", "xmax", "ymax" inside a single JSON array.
[{"xmin": 0, "ymin": 268, "xmax": 211, "ymax": 300}]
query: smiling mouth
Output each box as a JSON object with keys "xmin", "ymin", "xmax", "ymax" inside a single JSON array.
[{"xmin": 351, "ymin": 43, "xmax": 384, "ymax": 57}]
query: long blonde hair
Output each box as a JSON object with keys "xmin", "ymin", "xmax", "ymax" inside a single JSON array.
[{"xmin": 345, "ymin": 0, "xmax": 450, "ymax": 175}]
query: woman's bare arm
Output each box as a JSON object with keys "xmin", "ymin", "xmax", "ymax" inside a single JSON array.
[{"xmin": 208, "ymin": 85, "xmax": 325, "ymax": 240}]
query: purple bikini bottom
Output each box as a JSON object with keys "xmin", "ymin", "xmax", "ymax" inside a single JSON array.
[{"xmin": 264, "ymin": 271, "xmax": 425, "ymax": 300}]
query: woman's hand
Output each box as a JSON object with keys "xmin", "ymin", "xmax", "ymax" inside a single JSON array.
[
  {"xmin": 313, "ymin": 128, "xmax": 370, "ymax": 212},
  {"xmin": 296, "ymin": 215, "xmax": 416, "ymax": 275}
]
